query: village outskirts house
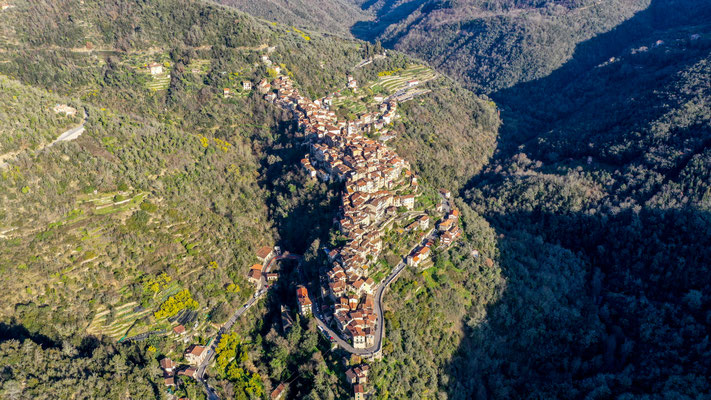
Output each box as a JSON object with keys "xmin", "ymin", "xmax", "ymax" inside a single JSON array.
[
  {"xmin": 147, "ymin": 62, "xmax": 164, "ymax": 75},
  {"xmin": 242, "ymin": 81, "xmax": 253, "ymax": 91},
  {"xmin": 172, "ymin": 324, "xmax": 186, "ymax": 336},
  {"xmin": 418, "ymin": 215, "xmax": 430, "ymax": 230},
  {"xmin": 345, "ymin": 368, "xmax": 358, "ymax": 385},
  {"xmin": 347, "ymin": 75, "xmax": 358, "ymax": 90},
  {"xmin": 270, "ymin": 383, "xmax": 287, "ymax": 400},
  {"xmin": 178, "ymin": 366, "xmax": 198, "ymax": 379},
  {"xmin": 354, "ymin": 384, "xmax": 365, "ymax": 400},
  {"xmin": 160, "ymin": 357, "xmax": 177, "ymax": 374},
  {"xmin": 407, "ymin": 245, "xmax": 431, "ymax": 267},
  {"xmin": 296, "ymin": 285, "xmax": 313, "ymax": 316},
  {"xmin": 258, "ymin": 78, "xmax": 271, "ymax": 94},
  {"xmin": 345, "ymin": 364, "xmax": 369, "ymax": 385},
  {"xmin": 184, "ymin": 344, "xmax": 207, "ymax": 365},
  {"xmin": 247, "ymin": 264, "xmax": 263, "ymax": 284},
  {"xmin": 256, "ymin": 246, "xmax": 275, "ymax": 264}
]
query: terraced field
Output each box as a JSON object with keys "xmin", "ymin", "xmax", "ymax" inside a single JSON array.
[
  {"xmin": 187, "ymin": 59, "xmax": 210, "ymax": 76},
  {"xmin": 87, "ymin": 301, "xmax": 153, "ymax": 339},
  {"xmin": 369, "ymin": 65, "xmax": 438, "ymax": 94},
  {"xmin": 146, "ymin": 72, "xmax": 171, "ymax": 91},
  {"xmin": 331, "ymin": 65, "xmax": 438, "ymax": 117},
  {"xmin": 331, "ymin": 95, "xmax": 368, "ymax": 115}
]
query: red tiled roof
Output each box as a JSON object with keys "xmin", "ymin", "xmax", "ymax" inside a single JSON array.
[
  {"xmin": 271, "ymin": 383, "xmax": 286, "ymax": 399},
  {"xmin": 256, "ymin": 246, "xmax": 273, "ymax": 260},
  {"xmin": 185, "ymin": 345, "xmax": 205, "ymax": 357}
]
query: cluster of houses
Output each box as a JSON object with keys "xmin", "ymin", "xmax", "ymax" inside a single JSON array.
[
  {"xmin": 1, "ymin": 3, "xmax": 14, "ymax": 11},
  {"xmin": 257, "ymin": 54, "xmax": 425, "ymax": 348},
  {"xmin": 321, "ymin": 91, "xmax": 398, "ymax": 137},
  {"xmin": 258, "ymin": 53, "xmax": 459, "ymax": 351},
  {"xmin": 406, "ymin": 208, "xmax": 461, "ymax": 268},
  {"xmin": 247, "ymin": 246, "xmax": 278, "ymax": 286},
  {"xmin": 345, "ymin": 364, "xmax": 370, "ymax": 400},
  {"xmin": 159, "ymin": 343, "xmax": 208, "ymax": 396}
]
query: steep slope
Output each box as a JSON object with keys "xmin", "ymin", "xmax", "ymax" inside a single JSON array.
[
  {"xmin": 214, "ymin": 0, "xmax": 372, "ymax": 36},
  {"xmin": 0, "ymin": 1, "xmax": 501, "ymax": 399},
  {"xmin": 351, "ymin": 0, "xmax": 652, "ymax": 92},
  {"xmin": 445, "ymin": 6, "xmax": 711, "ymax": 399},
  {"xmin": 0, "ymin": 75, "xmax": 272, "ymax": 340},
  {"xmin": 333, "ymin": 1, "xmax": 711, "ymax": 399}
]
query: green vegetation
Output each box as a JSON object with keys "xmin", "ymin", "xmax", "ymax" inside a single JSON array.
[
  {"xmin": 368, "ymin": 65, "xmax": 436, "ymax": 93},
  {"xmin": 214, "ymin": 332, "xmax": 265, "ymax": 399},
  {"xmin": 154, "ymin": 289, "xmax": 198, "ymax": 320},
  {"xmin": 0, "ymin": 75, "xmax": 79, "ymax": 157},
  {"xmin": 391, "ymin": 84, "xmax": 499, "ymax": 190},
  {"xmin": 350, "ymin": 0, "xmax": 652, "ymax": 93},
  {"xmin": 369, "ymin": 2, "xmax": 711, "ymax": 399},
  {"xmin": 215, "ymin": 0, "xmax": 371, "ymax": 37},
  {"xmin": 0, "ymin": 1, "xmax": 502, "ymax": 399},
  {"xmin": 0, "ymin": 326, "xmax": 161, "ymax": 399},
  {"xmin": 372, "ymin": 201, "xmax": 503, "ymax": 399},
  {"xmin": 4, "ymin": 0, "xmax": 709, "ymax": 399}
]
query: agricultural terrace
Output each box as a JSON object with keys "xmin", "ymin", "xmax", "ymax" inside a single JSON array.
[
  {"xmin": 331, "ymin": 64, "xmax": 438, "ymax": 117},
  {"xmin": 369, "ymin": 64, "xmax": 437, "ymax": 94}
]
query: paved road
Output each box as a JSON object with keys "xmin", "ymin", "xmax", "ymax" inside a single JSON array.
[
  {"xmin": 196, "ymin": 290, "xmax": 265, "ymax": 398},
  {"xmin": 0, "ymin": 109, "xmax": 87, "ymax": 169},
  {"xmin": 196, "ymin": 253, "xmax": 298, "ymax": 399},
  {"xmin": 312, "ymin": 226, "xmax": 438, "ymax": 356}
]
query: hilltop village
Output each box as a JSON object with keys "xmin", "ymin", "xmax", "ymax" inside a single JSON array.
[{"xmin": 256, "ymin": 54, "xmax": 462, "ymax": 353}]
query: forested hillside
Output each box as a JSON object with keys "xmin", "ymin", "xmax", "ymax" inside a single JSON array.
[
  {"xmin": 0, "ymin": 1, "xmax": 501, "ymax": 399},
  {"xmin": 4, "ymin": 0, "xmax": 710, "ymax": 398},
  {"xmin": 349, "ymin": 0, "xmax": 652, "ymax": 92},
  {"xmin": 444, "ymin": 3, "xmax": 711, "ymax": 398},
  {"xmin": 304, "ymin": 0, "xmax": 711, "ymax": 398},
  {"xmin": 214, "ymin": 0, "xmax": 371, "ymax": 37}
]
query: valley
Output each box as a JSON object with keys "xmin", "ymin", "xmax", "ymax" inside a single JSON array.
[{"xmin": 1, "ymin": 0, "xmax": 711, "ymax": 399}]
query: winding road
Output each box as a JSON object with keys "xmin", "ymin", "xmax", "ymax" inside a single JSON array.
[
  {"xmin": 197, "ymin": 290, "xmax": 265, "ymax": 400},
  {"xmin": 310, "ymin": 193, "xmax": 451, "ymax": 356},
  {"xmin": 312, "ymin": 226, "xmax": 438, "ymax": 357},
  {"xmin": 0, "ymin": 109, "xmax": 87, "ymax": 169},
  {"xmin": 196, "ymin": 253, "xmax": 298, "ymax": 400}
]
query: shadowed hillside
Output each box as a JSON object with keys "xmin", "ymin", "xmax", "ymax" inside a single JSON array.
[
  {"xmin": 445, "ymin": 1, "xmax": 711, "ymax": 397},
  {"xmin": 214, "ymin": 0, "xmax": 372, "ymax": 36},
  {"xmin": 351, "ymin": 0, "xmax": 652, "ymax": 92},
  {"xmin": 364, "ymin": 0, "xmax": 711, "ymax": 398}
]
